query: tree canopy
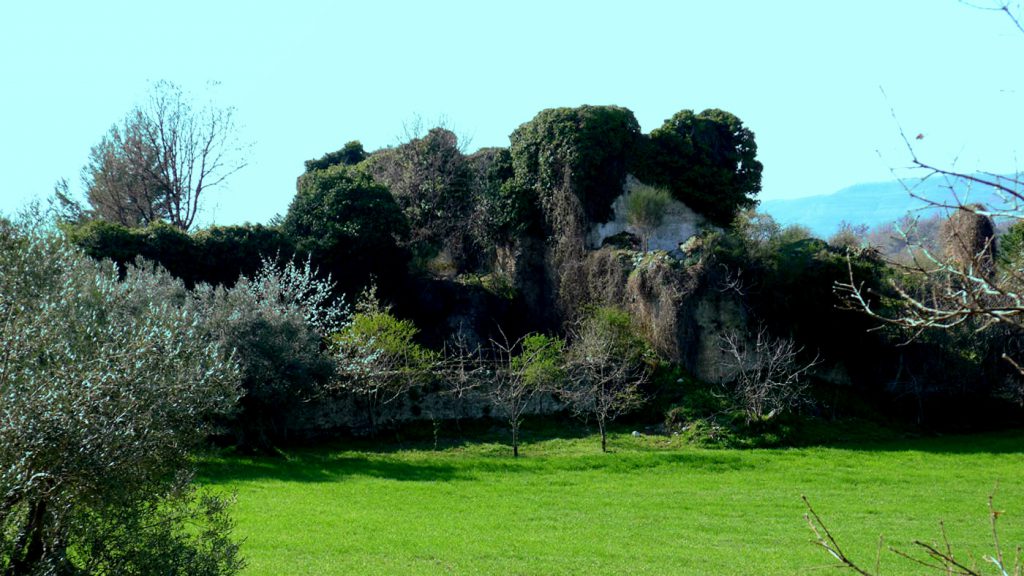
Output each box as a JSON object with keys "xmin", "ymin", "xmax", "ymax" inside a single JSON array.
[
  {"xmin": 80, "ymin": 81, "xmax": 247, "ymax": 231},
  {"xmin": 282, "ymin": 164, "xmax": 408, "ymax": 296},
  {"xmin": 642, "ymin": 109, "xmax": 762, "ymax": 226}
]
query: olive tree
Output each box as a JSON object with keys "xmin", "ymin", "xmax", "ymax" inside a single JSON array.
[
  {"xmin": 195, "ymin": 257, "xmax": 345, "ymax": 452},
  {"xmin": 0, "ymin": 215, "xmax": 243, "ymax": 574}
]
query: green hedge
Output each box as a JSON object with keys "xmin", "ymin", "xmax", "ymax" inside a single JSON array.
[{"xmin": 64, "ymin": 220, "xmax": 294, "ymax": 288}]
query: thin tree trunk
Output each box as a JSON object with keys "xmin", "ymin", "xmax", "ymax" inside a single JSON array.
[
  {"xmin": 511, "ymin": 421, "xmax": 519, "ymax": 458},
  {"xmin": 7, "ymin": 498, "xmax": 47, "ymax": 576}
]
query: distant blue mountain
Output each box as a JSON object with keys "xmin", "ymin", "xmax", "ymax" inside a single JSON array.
[{"xmin": 760, "ymin": 175, "xmax": 1013, "ymax": 237}]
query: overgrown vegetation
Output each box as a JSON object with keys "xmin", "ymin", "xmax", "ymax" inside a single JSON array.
[{"xmin": 625, "ymin": 184, "xmax": 671, "ymax": 252}]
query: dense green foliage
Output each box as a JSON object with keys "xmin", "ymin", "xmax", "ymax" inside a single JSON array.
[
  {"xmin": 304, "ymin": 140, "xmax": 368, "ymax": 172},
  {"xmin": 1000, "ymin": 220, "xmax": 1024, "ymax": 269},
  {"xmin": 362, "ymin": 128, "xmax": 475, "ymax": 273},
  {"xmin": 282, "ymin": 164, "xmax": 408, "ymax": 296},
  {"xmin": 466, "ymin": 147, "xmax": 537, "ymax": 251},
  {"xmin": 197, "ymin": 259, "xmax": 345, "ymax": 451},
  {"xmin": 192, "ymin": 224, "xmax": 298, "ymax": 285},
  {"xmin": 509, "ymin": 105, "xmax": 642, "ymax": 225},
  {"xmin": 65, "ymin": 219, "xmax": 294, "ymax": 287},
  {"xmin": 514, "ymin": 333, "xmax": 566, "ymax": 388},
  {"xmin": 719, "ymin": 212, "xmax": 892, "ymax": 383},
  {"xmin": 333, "ymin": 293, "xmax": 437, "ymax": 432},
  {"xmin": 641, "ymin": 109, "xmax": 762, "ymax": 226},
  {"xmin": 0, "ymin": 218, "xmax": 243, "ymax": 575},
  {"xmin": 21, "ymin": 89, "xmax": 1024, "ymax": 575},
  {"xmin": 199, "ymin": 431, "xmax": 1024, "ymax": 576}
]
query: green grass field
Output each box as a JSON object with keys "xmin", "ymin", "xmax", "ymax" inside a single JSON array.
[{"xmin": 198, "ymin": 429, "xmax": 1024, "ymax": 575}]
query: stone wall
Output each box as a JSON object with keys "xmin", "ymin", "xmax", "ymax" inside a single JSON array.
[{"xmin": 289, "ymin": 385, "xmax": 566, "ymax": 438}]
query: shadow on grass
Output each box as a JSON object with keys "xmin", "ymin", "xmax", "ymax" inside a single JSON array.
[
  {"xmin": 197, "ymin": 417, "xmax": 1024, "ymax": 487},
  {"xmin": 333, "ymin": 414, "xmax": 597, "ymax": 454},
  {"xmin": 787, "ymin": 419, "xmax": 1024, "ymax": 455},
  {"xmin": 198, "ymin": 452, "xmax": 471, "ymax": 485},
  {"xmin": 198, "ymin": 438, "xmax": 755, "ymax": 485},
  {"xmin": 813, "ymin": 429, "xmax": 1024, "ymax": 455}
]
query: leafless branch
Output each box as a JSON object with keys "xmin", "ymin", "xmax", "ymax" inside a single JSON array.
[
  {"xmin": 82, "ymin": 81, "xmax": 247, "ymax": 230},
  {"xmin": 720, "ymin": 326, "xmax": 820, "ymax": 422}
]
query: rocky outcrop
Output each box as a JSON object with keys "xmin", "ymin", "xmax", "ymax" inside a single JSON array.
[
  {"xmin": 588, "ymin": 175, "xmax": 706, "ymax": 252},
  {"xmin": 572, "ymin": 242, "xmax": 749, "ymax": 384}
]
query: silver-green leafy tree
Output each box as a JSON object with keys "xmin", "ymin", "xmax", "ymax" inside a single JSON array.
[
  {"xmin": 0, "ymin": 215, "xmax": 243, "ymax": 575},
  {"xmin": 194, "ymin": 256, "xmax": 346, "ymax": 452}
]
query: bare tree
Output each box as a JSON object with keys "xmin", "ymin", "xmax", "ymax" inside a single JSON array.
[
  {"xmin": 436, "ymin": 330, "xmax": 487, "ymax": 429},
  {"xmin": 485, "ymin": 332, "xmax": 564, "ymax": 458},
  {"xmin": 805, "ymin": 493, "xmax": 1020, "ymax": 575},
  {"xmin": 719, "ymin": 326, "xmax": 819, "ymax": 423},
  {"xmin": 835, "ymin": 3, "xmax": 1024, "ymax": 378},
  {"xmin": 562, "ymin": 308, "xmax": 648, "ymax": 452},
  {"xmin": 82, "ymin": 81, "xmax": 247, "ymax": 230}
]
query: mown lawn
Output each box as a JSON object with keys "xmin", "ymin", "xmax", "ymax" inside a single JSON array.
[{"xmin": 198, "ymin": 430, "xmax": 1024, "ymax": 575}]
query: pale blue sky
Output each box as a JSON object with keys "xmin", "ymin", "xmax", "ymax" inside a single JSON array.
[{"xmin": 2, "ymin": 1, "xmax": 1022, "ymax": 226}]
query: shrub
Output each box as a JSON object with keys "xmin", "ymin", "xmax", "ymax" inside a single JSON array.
[
  {"xmin": 625, "ymin": 184, "xmax": 671, "ymax": 252},
  {"xmin": 195, "ymin": 257, "xmax": 345, "ymax": 451},
  {"xmin": 63, "ymin": 218, "xmax": 148, "ymax": 270},
  {"xmin": 304, "ymin": 140, "xmax": 367, "ymax": 172},
  {"xmin": 64, "ymin": 220, "xmax": 293, "ymax": 288},
  {"xmin": 332, "ymin": 290, "xmax": 436, "ymax": 433},
  {"xmin": 193, "ymin": 224, "xmax": 294, "ymax": 286},
  {"xmin": 719, "ymin": 326, "xmax": 819, "ymax": 423}
]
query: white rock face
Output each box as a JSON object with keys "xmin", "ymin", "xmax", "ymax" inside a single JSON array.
[{"xmin": 587, "ymin": 175, "xmax": 705, "ymax": 251}]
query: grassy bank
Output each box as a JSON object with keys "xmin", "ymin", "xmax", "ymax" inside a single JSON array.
[{"xmin": 198, "ymin": 430, "xmax": 1024, "ymax": 575}]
